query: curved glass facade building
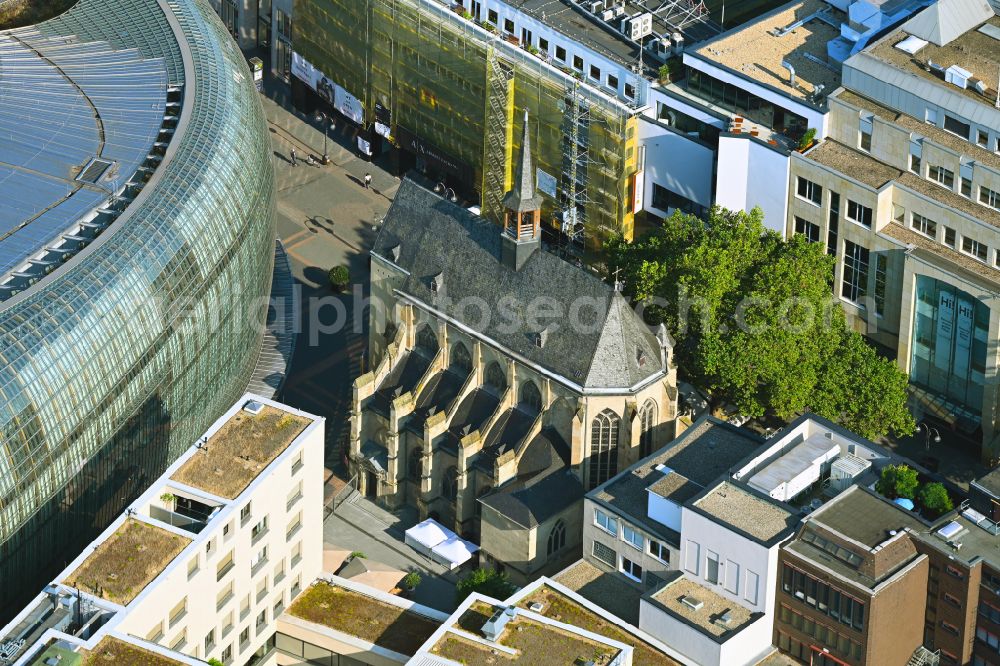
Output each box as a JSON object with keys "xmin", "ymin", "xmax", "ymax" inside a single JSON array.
[{"xmin": 0, "ymin": 0, "xmax": 275, "ymax": 615}]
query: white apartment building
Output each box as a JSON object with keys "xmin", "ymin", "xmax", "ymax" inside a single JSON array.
[{"xmin": 0, "ymin": 394, "xmax": 324, "ymax": 666}]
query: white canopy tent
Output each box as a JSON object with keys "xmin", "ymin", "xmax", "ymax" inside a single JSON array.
[{"xmin": 404, "ymin": 518, "xmax": 478, "ymax": 569}]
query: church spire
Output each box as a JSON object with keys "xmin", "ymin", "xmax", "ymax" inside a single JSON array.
[
  {"xmin": 502, "ymin": 110, "xmax": 543, "ymax": 216},
  {"xmin": 501, "ymin": 111, "xmax": 543, "ymax": 271}
]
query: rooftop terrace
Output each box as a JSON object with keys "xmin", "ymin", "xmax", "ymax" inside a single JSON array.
[
  {"xmin": 869, "ymin": 15, "xmax": 1000, "ymax": 109},
  {"xmin": 288, "ymin": 581, "xmax": 440, "ymax": 656},
  {"xmin": 516, "ymin": 582, "xmax": 681, "ymax": 666},
  {"xmin": 804, "ymin": 139, "xmax": 903, "ymax": 188},
  {"xmin": 590, "ymin": 418, "xmax": 760, "ymax": 536},
  {"xmin": 649, "ymin": 575, "xmax": 755, "ymax": 638},
  {"xmin": 809, "ymin": 486, "xmax": 925, "ymax": 548},
  {"xmin": 693, "ymin": 481, "xmax": 797, "ymax": 542},
  {"xmin": 79, "ymin": 636, "xmax": 184, "ymax": 666},
  {"xmin": 430, "ymin": 600, "xmax": 622, "ymax": 666},
  {"xmin": 694, "ymin": 0, "xmax": 842, "ymax": 102},
  {"xmin": 170, "ymin": 403, "xmax": 311, "ymax": 498},
  {"xmin": 61, "ymin": 518, "xmax": 189, "ymax": 606}
]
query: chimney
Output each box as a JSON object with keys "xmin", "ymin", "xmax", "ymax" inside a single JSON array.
[{"xmin": 501, "ymin": 110, "xmax": 543, "ymax": 271}]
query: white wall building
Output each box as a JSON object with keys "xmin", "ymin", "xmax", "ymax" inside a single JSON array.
[{"xmin": 0, "ymin": 394, "xmax": 325, "ymax": 666}]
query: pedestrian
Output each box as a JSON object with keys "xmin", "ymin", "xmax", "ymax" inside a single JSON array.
[
  {"xmin": 364, "ymin": 172, "xmax": 372, "ymax": 189},
  {"xmin": 290, "ymin": 147, "xmax": 297, "ymax": 167}
]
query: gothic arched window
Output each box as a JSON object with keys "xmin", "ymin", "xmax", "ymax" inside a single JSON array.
[
  {"xmin": 589, "ymin": 409, "xmax": 620, "ymax": 489},
  {"xmin": 639, "ymin": 400, "xmax": 657, "ymax": 458},
  {"xmin": 416, "ymin": 325, "xmax": 438, "ymax": 354},
  {"xmin": 451, "ymin": 342, "xmax": 472, "ymax": 373},
  {"xmin": 547, "ymin": 519, "xmax": 566, "ymax": 556},
  {"xmin": 408, "ymin": 446, "xmax": 423, "ymax": 481},
  {"xmin": 519, "ymin": 381, "xmax": 542, "ymax": 413},
  {"xmin": 484, "ymin": 361, "xmax": 506, "ymax": 393},
  {"xmin": 443, "ymin": 466, "xmax": 459, "ymax": 502}
]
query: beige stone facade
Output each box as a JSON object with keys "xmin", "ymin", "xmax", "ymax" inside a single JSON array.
[
  {"xmin": 350, "ymin": 138, "xmax": 679, "ymax": 579},
  {"xmin": 785, "ymin": 78, "xmax": 1000, "ymax": 461}
]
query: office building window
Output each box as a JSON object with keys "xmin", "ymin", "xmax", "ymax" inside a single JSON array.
[
  {"xmin": 607, "ymin": 73, "xmax": 619, "ymax": 89},
  {"xmin": 962, "ymin": 176, "xmax": 973, "ymax": 198},
  {"xmin": 706, "ymin": 551, "xmax": 720, "ymax": 584},
  {"xmin": 621, "ymin": 556, "xmax": 643, "ymax": 582},
  {"xmin": 797, "ymin": 177, "xmax": 822, "ymax": 205},
  {"xmin": 874, "ymin": 254, "xmax": 887, "ymax": 316},
  {"xmin": 962, "ymin": 237, "xmax": 988, "ymax": 263},
  {"xmin": 795, "ymin": 217, "xmax": 820, "ymax": 243},
  {"xmin": 538, "ymin": 37, "xmax": 548, "ymax": 52},
  {"xmin": 573, "ymin": 55, "xmax": 584, "ymax": 71},
  {"xmin": 827, "ymin": 192, "xmax": 839, "ymax": 256},
  {"xmin": 622, "ymin": 524, "xmax": 643, "ymax": 550},
  {"xmin": 590, "ymin": 64, "xmax": 601, "ymax": 80},
  {"xmin": 944, "ymin": 115, "xmax": 971, "ymax": 139},
  {"xmin": 929, "ymin": 165, "xmax": 955, "ymax": 188},
  {"xmin": 624, "ymin": 83, "xmax": 635, "ymax": 99},
  {"xmin": 910, "ymin": 152, "xmax": 922, "ymax": 173},
  {"xmin": 981, "ymin": 186, "xmax": 1000, "ymax": 211},
  {"xmin": 846, "ymin": 200, "xmax": 872, "ymax": 228},
  {"xmin": 944, "ymin": 226, "xmax": 956, "ymax": 247},
  {"xmin": 503, "ymin": 18, "xmax": 513, "ymax": 33},
  {"xmin": 555, "ymin": 45, "xmax": 566, "ymax": 61},
  {"xmin": 911, "ymin": 213, "xmax": 937, "ymax": 239},
  {"xmin": 781, "ymin": 564, "xmax": 865, "ymax": 630},
  {"xmin": 487, "ymin": 9, "xmax": 497, "ymax": 24},
  {"xmin": 859, "ymin": 116, "xmax": 873, "ymax": 152},
  {"xmin": 594, "ymin": 508, "xmax": 618, "ymax": 536},
  {"xmin": 979, "ymin": 130, "xmax": 990, "ymax": 148},
  {"xmin": 841, "ymin": 240, "xmax": 869, "ymax": 304},
  {"xmin": 910, "ymin": 276, "xmax": 988, "ymax": 413},
  {"xmin": 648, "ymin": 540, "xmax": 669, "ymax": 563}
]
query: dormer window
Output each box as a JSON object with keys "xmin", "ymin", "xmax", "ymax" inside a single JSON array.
[
  {"xmin": 534, "ymin": 325, "xmax": 553, "ymax": 348},
  {"xmin": 637, "ymin": 348, "xmax": 647, "ymax": 367},
  {"xmin": 430, "ymin": 272, "xmax": 443, "ymax": 294},
  {"xmin": 389, "ymin": 244, "xmax": 401, "ymax": 262}
]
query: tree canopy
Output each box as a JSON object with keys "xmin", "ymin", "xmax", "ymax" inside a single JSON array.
[
  {"xmin": 876, "ymin": 464, "xmax": 919, "ymax": 499},
  {"xmin": 607, "ymin": 206, "xmax": 915, "ymax": 440},
  {"xmin": 455, "ymin": 567, "xmax": 516, "ymax": 604}
]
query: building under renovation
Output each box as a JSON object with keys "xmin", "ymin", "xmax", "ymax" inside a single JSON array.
[{"xmin": 291, "ymin": 0, "xmax": 728, "ymax": 257}]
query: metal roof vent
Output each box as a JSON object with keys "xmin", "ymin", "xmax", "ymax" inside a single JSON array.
[
  {"xmin": 528, "ymin": 601, "xmax": 544, "ymax": 612},
  {"xmin": 716, "ymin": 610, "xmax": 733, "ymax": 626},
  {"xmin": 76, "ymin": 157, "xmax": 114, "ymax": 183},
  {"xmin": 482, "ymin": 606, "xmax": 516, "ymax": 642},
  {"xmin": 680, "ymin": 595, "xmax": 704, "ymax": 611},
  {"xmin": 243, "ymin": 400, "xmax": 264, "ymax": 415}
]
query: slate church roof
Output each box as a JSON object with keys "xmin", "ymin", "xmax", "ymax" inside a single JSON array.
[{"xmin": 371, "ymin": 179, "xmax": 667, "ymax": 390}]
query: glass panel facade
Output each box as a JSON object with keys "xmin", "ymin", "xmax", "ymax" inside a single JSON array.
[
  {"xmin": 0, "ymin": 0, "xmax": 275, "ymax": 618},
  {"xmin": 910, "ymin": 276, "xmax": 988, "ymax": 414}
]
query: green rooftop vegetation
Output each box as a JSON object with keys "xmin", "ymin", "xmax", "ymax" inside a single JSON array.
[
  {"xmin": 81, "ymin": 637, "xmax": 183, "ymax": 666},
  {"xmin": 0, "ymin": 0, "xmax": 76, "ymax": 30},
  {"xmin": 62, "ymin": 518, "xmax": 189, "ymax": 605},
  {"xmin": 289, "ymin": 582, "xmax": 439, "ymax": 656},
  {"xmin": 432, "ymin": 601, "xmax": 621, "ymax": 666},
  {"xmin": 517, "ymin": 586, "xmax": 681, "ymax": 666},
  {"xmin": 171, "ymin": 405, "xmax": 310, "ymax": 498}
]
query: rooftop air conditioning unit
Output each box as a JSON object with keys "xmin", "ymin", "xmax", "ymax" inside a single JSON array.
[
  {"xmin": 602, "ymin": 8, "xmax": 616, "ymax": 20},
  {"xmin": 945, "ymin": 64, "xmax": 972, "ymax": 90},
  {"xmin": 622, "ymin": 12, "xmax": 653, "ymax": 40},
  {"xmin": 589, "ymin": 1, "xmax": 603, "ymax": 14}
]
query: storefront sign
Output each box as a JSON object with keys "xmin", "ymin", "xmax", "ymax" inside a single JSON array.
[
  {"xmin": 291, "ymin": 52, "xmax": 365, "ymax": 125},
  {"xmin": 536, "ymin": 168, "xmax": 557, "ymax": 198},
  {"xmin": 395, "ymin": 125, "xmax": 472, "ymax": 184}
]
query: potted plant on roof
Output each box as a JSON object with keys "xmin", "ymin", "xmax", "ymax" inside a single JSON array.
[
  {"xmin": 797, "ymin": 127, "xmax": 817, "ymax": 152},
  {"xmin": 328, "ymin": 265, "xmax": 350, "ymax": 293},
  {"xmin": 401, "ymin": 571, "xmax": 421, "ymax": 596}
]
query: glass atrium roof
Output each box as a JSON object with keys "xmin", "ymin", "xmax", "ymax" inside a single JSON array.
[{"xmin": 0, "ymin": 29, "xmax": 167, "ymax": 277}]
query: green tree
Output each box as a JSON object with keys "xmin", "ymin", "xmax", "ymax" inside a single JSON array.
[
  {"xmin": 455, "ymin": 568, "xmax": 515, "ymax": 604},
  {"xmin": 208, "ymin": 660, "xmax": 224, "ymax": 666},
  {"xmin": 876, "ymin": 464, "xmax": 919, "ymax": 500},
  {"xmin": 329, "ymin": 265, "xmax": 350, "ymax": 291},
  {"xmin": 607, "ymin": 206, "xmax": 915, "ymax": 439},
  {"xmin": 918, "ymin": 482, "xmax": 954, "ymax": 516}
]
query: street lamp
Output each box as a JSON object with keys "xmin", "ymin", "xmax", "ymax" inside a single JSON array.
[
  {"xmin": 435, "ymin": 182, "xmax": 457, "ymax": 202},
  {"xmin": 917, "ymin": 422, "xmax": 942, "ymax": 452},
  {"xmin": 315, "ymin": 111, "xmax": 331, "ymax": 165}
]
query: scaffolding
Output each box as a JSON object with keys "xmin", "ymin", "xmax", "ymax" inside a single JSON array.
[{"xmin": 294, "ymin": 0, "xmax": 639, "ymax": 257}]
